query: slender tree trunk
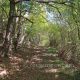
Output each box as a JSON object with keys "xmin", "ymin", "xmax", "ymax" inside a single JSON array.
[
  {"xmin": 1, "ymin": 0, "xmax": 16, "ymax": 57},
  {"xmin": 13, "ymin": 9, "xmax": 22, "ymax": 51},
  {"xmin": 77, "ymin": 27, "xmax": 80, "ymax": 40}
]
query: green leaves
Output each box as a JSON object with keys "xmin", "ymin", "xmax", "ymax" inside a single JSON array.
[{"xmin": 47, "ymin": 47, "xmax": 58, "ymax": 53}]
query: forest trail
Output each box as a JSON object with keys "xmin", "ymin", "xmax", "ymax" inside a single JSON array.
[{"xmin": 0, "ymin": 46, "xmax": 76, "ymax": 80}]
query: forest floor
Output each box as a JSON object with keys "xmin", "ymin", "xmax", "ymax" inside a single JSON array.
[{"xmin": 0, "ymin": 46, "xmax": 77, "ymax": 80}]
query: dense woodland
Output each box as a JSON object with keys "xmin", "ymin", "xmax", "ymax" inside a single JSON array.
[{"xmin": 0, "ymin": 0, "xmax": 80, "ymax": 80}]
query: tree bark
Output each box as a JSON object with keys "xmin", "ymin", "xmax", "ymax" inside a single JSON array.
[{"xmin": 1, "ymin": 0, "xmax": 16, "ymax": 57}]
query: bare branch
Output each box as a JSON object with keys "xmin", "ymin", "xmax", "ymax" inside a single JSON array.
[
  {"xmin": 13, "ymin": 15, "xmax": 33, "ymax": 23},
  {"xmin": 47, "ymin": 4, "xmax": 62, "ymax": 17},
  {"xmin": 36, "ymin": 0, "xmax": 66, "ymax": 4},
  {"xmin": 15, "ymin": 0, "xmax": 66, "ymax": 4}
]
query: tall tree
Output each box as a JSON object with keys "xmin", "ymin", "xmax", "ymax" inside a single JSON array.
[{"xmin": 1, "ymin": 0, "xmax": 16, "ymax": 57}]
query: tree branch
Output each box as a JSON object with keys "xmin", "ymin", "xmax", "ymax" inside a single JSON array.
[
  {"xmin": 15, "ymin": 0, "xmax": 66, "ymax": 4},
  {"xmin": 13, "ymin": 15, "xmax": 33, "ymax": 23},
  {"xmin": 47, "ymin": 4, "xmax": 62, "ymax": 17},
  {"xmin": 36, "ymin": 0, "xmax": 66, "ymax": 4}
]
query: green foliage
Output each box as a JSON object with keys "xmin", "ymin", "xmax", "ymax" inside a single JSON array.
[
  {"xmin": 0, "ymin": 0, "xmax": 80, "ymax": 79},
  {"xmin": 73, "ymin": 70, "xmax": 80, "ymax": 80},
  {"xmin": 58, "ymin": 72, "xmax": 73, "ymax": 80},
  {"xmin": 47, "ymin": 47, "xmax": 58, "ymax": 53}
]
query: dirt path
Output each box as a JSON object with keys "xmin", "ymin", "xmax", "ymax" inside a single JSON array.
[{"xmin": 0, "ymin": 46, "xmax": 76, "ymax": 80}]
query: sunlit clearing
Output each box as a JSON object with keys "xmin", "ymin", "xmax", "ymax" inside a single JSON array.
[
  {"xmin": 42, "ymin": 53, "xmax": 58, "ymax": 57},
  {"xmin": 31, "ymin": 55, "xmax": 42, "ymax": 62},
  {"xmin": 45, "ymin": 69, "xmax": 59, "ymax": 73},
  {"xmin": 10, "ymin": 56, "xmax": 23, "ymax": 62}
]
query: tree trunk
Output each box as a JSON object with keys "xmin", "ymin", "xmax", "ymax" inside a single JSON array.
[{"xmin": 1, "ymin": 0, "xmax": 16, "ymax": 57}]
